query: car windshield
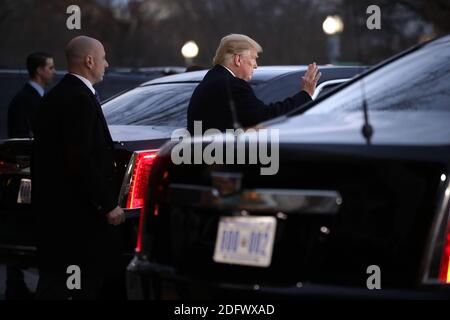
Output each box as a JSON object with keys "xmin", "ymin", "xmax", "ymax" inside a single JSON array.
[
  {"xmin": 304, "ymin": 39, "xmax": 450, "ymax": 116},
  {"xmin": 103, "ymin": 83, "xmax": 197, "ymax": 127}
]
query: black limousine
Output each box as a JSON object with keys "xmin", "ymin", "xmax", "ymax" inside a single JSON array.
[
  {"xmin": 127, "ymin": 35, "xmax": 450, "ymax": 299},
  {"xmin": 0, "ymin": 65, "xmax": 363, "ymax": 298}
]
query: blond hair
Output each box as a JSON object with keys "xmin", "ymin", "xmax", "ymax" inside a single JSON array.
[{"xmin": 213, "ymin": 34, "xmax": 263, "ymax": 65}]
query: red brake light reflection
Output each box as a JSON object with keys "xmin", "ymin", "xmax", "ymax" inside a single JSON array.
[
  {"xmin": 439, "ymin": 228, "xmax": 450, "ymax": 284},
  {"xmin": 135, "ymin": 207, "xmax": 145, "ymax": 253},
  {"xmin": 136, "ymin": 204, "xmax": 158, "ymax": 253}
]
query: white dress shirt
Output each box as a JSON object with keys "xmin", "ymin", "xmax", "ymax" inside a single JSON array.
[
  {"xmin": 221, "ymin": 65, "xmax": 236, "ymax": 77},
  {"xmin": 70, "ymin": 73, "xmax": 96, "ymax": 95},
  {"xmin": 28, "ymin": 80, "xmax": 45, "ymax": 97}
]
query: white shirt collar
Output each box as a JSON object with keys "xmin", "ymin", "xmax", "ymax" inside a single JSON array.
[
  {"xmin": 70, "ymin": 73, "xmax": 96, "ymax": 95},
  {"xmin": 28, "ymin": 80, "xmax": 44, "ymax": 97},
  {"xmin": 221, "ymin": 65, "xmax": 236, "ymax": 77}
]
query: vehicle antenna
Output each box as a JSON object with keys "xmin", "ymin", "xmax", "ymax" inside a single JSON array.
[
  {"xmin": 352, "ymin": 3, "xmax": 374, "ymax": 145},
  {"xmin": 359, "ymin": 79, "xmax": 373, "ymax": 145}
]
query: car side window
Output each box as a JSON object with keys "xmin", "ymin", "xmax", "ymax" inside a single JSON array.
[
  {"xmin": 254, "ymin": 73, "xmax": 301, "ymax": 104},
  {"xmin": 102, "ymin": 83, "xmax": 197, "ymax": 127},
  {"xmin": 254, "ymin": 68, "xmax": 363, "ymax": 105}
]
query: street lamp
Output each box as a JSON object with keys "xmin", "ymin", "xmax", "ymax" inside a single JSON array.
[
  {"xmin": 322, "ymin": 15, "xmax": 344, "ymax": 35},
  {"xmin": 181, "ymin": 41, "xmax": 199, "ymax": 66},
  {"xmin": 322, "ymin": 15, "xmax": 344, "ymax": 64}
]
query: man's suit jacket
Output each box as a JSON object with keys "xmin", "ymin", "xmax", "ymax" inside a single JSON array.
[
  {"xmin": 7, "ymin": 83, "xmax": 42, "ymax": 138},
  {"xmin": 187, "ymin": 64, "xmax": 312, "ymax": 133},
  {"xmin": 32, "ymin": 74, "xmax": 122, "ymax": 275}
]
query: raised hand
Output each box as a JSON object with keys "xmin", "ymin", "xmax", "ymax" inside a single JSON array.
[{"xmin": 301, "ymin": 62, "xmax": 322, "ymax": 97}]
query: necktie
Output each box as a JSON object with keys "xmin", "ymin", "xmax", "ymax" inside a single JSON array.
[{"xmin": 94, "ymin": 91, "xmax": 101, "ymax": 104}]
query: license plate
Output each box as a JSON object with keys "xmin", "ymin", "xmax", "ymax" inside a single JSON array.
[
  {"xmin": 17, "ymin": 178, "xmax": 32, "ymax": 204},
  {"xmin": 213, "ymin": 216, "xmax": 276, "ymax": 267}
]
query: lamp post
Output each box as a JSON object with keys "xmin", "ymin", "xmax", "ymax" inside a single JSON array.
[
  {"xmin": 322, "ymin": 15, "xmax": 344, "ymax": 64},
  {"xmin": 181, "ymin": 41, "xmax": 199, "ymax": 66}
]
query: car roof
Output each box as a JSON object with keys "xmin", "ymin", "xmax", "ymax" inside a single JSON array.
[
  {"xmin": 0, "ymin": 69, "xmax": 67, "ymax": 76},
  {"xmin": 141, "ymin": 65, "xmax": 364, "ymax": 86},
  {"xmin": 0, "ymin": 67, "xmax": 185, "ymax": 77}
]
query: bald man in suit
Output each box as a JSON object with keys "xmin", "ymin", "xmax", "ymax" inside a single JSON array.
[{"xmin": 32, "ymin": 36, "xmax": 125, "ymax": 299}]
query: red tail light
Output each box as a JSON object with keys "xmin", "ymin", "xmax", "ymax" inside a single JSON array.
[
  {"xmin": 0, "ymin": 160, "xmax": 21, "ymax": 174},
  {"xmin": 120, "ymin": 150, "xmax": 158, "ymax": 209},
  {"xmin": 439, "ymin": 227, "xmax": 450, "ymax": 283},
  {"xmin": 126, "ymin": 150, "xmax": 158, "ymax": 209},
  {"xmin": 118, "ymin": 149, "xmax": 158, "ymax": 253}
]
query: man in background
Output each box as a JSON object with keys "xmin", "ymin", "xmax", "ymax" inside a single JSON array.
[{"xmin": 7, "ymin": 52, "xmax": 55, "ymax": 138}]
